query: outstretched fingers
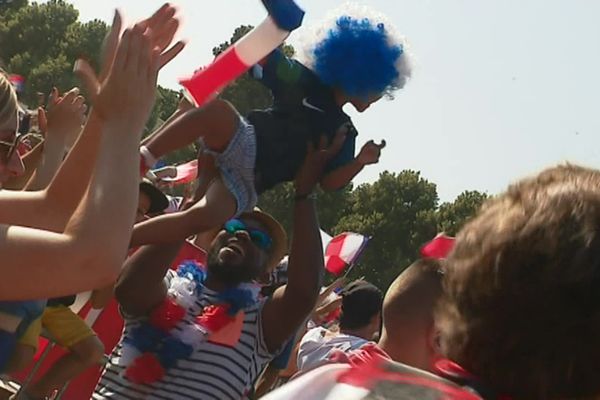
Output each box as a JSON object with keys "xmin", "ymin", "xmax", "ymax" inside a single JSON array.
[
  {"xmin": 99, "ymin": 10, "xmax": 123, "ymax": 83},
  {"xmin": 159, "ymin": 40, "xmax": 185, "ymax": 69}
]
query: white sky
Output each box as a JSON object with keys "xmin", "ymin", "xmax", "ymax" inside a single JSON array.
[{"xmin": 43, "ymin": 0, "xmax": 600, "ymax": 201}]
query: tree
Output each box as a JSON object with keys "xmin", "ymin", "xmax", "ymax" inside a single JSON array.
[
  {"xmin": 257, "ymin": 183, "xmax": 354, "ymax": 236},
  {"xmin": 437, "ymin": 190, "xmax": 489, "ymax": 236},
  {"xmin": 334, "ymin": 171, "xmax": 439, "ymax": 288},
  {"xmin": 0, "ymin": 0, "xmax": 107, "ymax": 104},
  {"xmin": 145, "ymin": 86, "xmax": 180, "ymax": 135}
]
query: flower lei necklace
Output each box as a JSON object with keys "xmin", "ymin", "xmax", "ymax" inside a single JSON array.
[{"xmin": 119, "ymin": 260, "xmax": 261, "ymax": 384}]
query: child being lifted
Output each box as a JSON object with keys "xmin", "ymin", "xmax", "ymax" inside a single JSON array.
[{"xmin": 132, "ymin": 2, "xmax": 412, "ymax": 246}]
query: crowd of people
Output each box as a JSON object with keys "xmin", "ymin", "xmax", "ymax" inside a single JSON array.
[{"xmin": 1, "ymin": 0, "xmax": 599, "ymax": 399}]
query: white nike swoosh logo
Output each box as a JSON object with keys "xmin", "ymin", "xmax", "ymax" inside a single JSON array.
[{"xmin": 302, "ymin": 97, "xmax": 325, "ymax": 113}]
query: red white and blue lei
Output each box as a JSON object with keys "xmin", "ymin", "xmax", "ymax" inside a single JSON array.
[{"xmin": 119, "ymin": 260, "xmax": 260, "ymax": 384}]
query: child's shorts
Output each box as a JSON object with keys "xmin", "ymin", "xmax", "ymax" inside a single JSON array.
[{"xmin": 201, "ymin": 116, "xmax": 258, "ymax": 216}]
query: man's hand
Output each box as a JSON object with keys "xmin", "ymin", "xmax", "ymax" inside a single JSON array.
[
  {"xmin": 295, "ymin": 131, "xmax": 346, "ymax": 196},
  {"xmin": 357, "ymin": 139, "xmax": 386, "ymax": 166}
]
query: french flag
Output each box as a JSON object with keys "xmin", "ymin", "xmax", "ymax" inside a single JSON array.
[
  {"xmin": 158, "ymin": 159, "xmax": 199, "ymax": 185},
  {"xmin": 324, "ymin": 232, "xmax": 370, "ymax": 276},
  {"xmin": 8, "ymin": 74, "xmax": 25, "ymax": 93}
]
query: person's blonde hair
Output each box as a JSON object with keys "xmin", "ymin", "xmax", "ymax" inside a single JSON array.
[{"xmin": 0, "ymin": 72, "xmax": 18, "ymax": 129}]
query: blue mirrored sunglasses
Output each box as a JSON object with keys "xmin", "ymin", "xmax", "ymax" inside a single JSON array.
[{"xmin": 224, "ymin": 219, "xmax": 273, "ymax": 251}]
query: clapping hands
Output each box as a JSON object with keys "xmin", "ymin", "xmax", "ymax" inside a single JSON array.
[{"xmin": 74, "ymin": 5, "xmax": 185, "ymax": 133}]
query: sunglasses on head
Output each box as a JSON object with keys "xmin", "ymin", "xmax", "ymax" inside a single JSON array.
[{"xmin": 224, "ymin": 219, "xmax": 273, "ymax": 251}]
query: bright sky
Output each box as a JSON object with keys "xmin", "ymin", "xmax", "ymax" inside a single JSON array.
[{"xmin": 46, "ymin": 0, "xmax": 600, "ymax": 202}]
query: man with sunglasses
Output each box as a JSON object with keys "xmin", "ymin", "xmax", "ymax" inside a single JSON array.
[{"xmin": 94, "ymin": 136, "xmax": 341, "ymax": 399}]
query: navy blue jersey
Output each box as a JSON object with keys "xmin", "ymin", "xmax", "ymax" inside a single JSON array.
[{"xmin": 248, "ymin": 50, "xmax": 358, "ymax": 194}]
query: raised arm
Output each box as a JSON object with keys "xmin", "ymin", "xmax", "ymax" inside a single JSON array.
[
  {"xmin": 321, "ymin": 134, "xmax": 385, "ymax": 191},
  {"xmin": 0, "ymin": 6, "xmax": 184, "ymax": 232},
  {"xmin": 0, "ymin": 7, "xmax": 185, "ymax": 300},
  {"xmin": 114, "ymin": 241, "xmax": 183, "ymax": 317},
  {"xmin": 25, "ymin": 88, "xmax": 86, "ymax": 191},
  {"xmin": 261, "ymin": 133, "xmax": 346, "ymax": 352}
]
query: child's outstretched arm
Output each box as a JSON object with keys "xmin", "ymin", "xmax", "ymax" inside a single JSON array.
[{"xmin": 321, "ymin": 139, "xmax": 386, "ymax": 191}]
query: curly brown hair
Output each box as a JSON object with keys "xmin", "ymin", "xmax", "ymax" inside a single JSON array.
[{"xmin": 437, "ymin": 164, "xmax": 600, "ymax": 400}]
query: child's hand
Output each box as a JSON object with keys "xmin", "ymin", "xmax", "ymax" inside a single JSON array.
[{"xmin": 357, "ymin": 139, "xmax": 386, "ymax": 166}]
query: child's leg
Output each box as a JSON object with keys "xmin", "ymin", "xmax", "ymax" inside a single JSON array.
[
  {"xmin": 144, "ymin": 99, "xmax": 240, "ymax": 160},
  {"xmin": 130, "ymin": 177, "xmax": 237, "ymax": 247}
]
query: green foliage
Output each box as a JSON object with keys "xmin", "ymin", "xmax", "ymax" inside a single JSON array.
[
  {"xmin": 0, "ymin": 0, "xmax": 94, "ymax": 103},
  {"xmin": 144, "ymin": 86, "xmax": 181, "ymax": 135},
  {"xmin": 1, "ymin": 0, "xmax": 181, "ymax": 137},
  {"xmin": 437, "ymin": 190, "xmax": 489, "ymax": 236},
  {"xmin": 335, "ymin": 171, "xmax": 439, "ymax": 288}
]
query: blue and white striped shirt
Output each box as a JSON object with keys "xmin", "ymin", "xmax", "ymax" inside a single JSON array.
[{"xmin": 93, "ymin": 271, "xmax": 274, "ymax": 400}]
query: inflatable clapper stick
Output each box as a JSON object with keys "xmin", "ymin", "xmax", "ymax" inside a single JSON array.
[{"xmin": 180, "ymin": 0, "xmax": 304, "ymax": 107}]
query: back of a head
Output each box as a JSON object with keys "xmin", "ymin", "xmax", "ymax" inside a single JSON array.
[
  {"xmin": 0, "ymin": 73, "xmax": 18, "ymax": 130},
  {"xmin": 383, "ymin": 258, "xmax": 443, "ymax": 333},
  {"xmin": 339, "ymin": 280, "xmax": 383, "ymax": 331},
  {"xmin": 438, "ymin": 164, "xmax": 600, "ymax": 399}
]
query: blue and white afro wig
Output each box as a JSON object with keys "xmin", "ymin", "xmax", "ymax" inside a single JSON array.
[{"xmin": 301, "ymin": 3, "xmax": 412, "ymax": 99}]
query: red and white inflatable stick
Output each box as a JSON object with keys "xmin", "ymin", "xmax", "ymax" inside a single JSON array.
[{"xmin": 180, "ymin": 16, "xmax": 289, "ymax": 107}]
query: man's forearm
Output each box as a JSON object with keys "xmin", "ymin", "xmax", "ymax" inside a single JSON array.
[
  {"xmin": 285, "ymin": 198, "xmax": 323, "ymax": 305},
  {"xmin": 115, "ymin": 241, "xmax": 184, "ymax": 316},
  {"xmin": 320, "ymin": 159, "xmax": 363, "ymax": 191}
]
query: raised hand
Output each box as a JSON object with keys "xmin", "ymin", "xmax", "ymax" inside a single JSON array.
[
  {"xmin": 357, "ymin": 139, "xmax": 386, "ymax": 166},
  {"xmin": 74, "ymin": 5, "xmax": 184, "ymax": 110},
  {"xmin": 42, "ymin": 87, "xmax": 86, "ymax": 147},
  {"xmin": 295, "ymin": 131, "xmax": 347, "ymax": 196}
]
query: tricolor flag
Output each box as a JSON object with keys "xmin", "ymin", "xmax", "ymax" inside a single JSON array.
[
  {"xmin": 8, "ymin": 74, "xmax": 25, "ymax": 93},
  {"xmin": 324, "ymin": 232, "xmax": 369, "ymax": 276},
  {"xmin": 157, "ymin": 159, "xmax": 199, "ymax": 185}
]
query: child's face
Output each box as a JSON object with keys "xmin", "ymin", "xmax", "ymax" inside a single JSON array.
[{"xmin": 350, "ymin": 93, "xmax": 383, "ymax": 113}]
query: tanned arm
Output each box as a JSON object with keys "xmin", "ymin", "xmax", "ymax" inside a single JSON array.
[{"xmin": 261, "ymin": 133, "xmax": 346, "ymax": 352}]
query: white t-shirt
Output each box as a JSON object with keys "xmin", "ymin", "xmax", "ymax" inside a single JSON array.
[
  {"xmin": 297, "ymin": 327, "xmax": 369, "ymax": 373},
  {"xmin": 260, "ymin": 363, "xmax": 364, "ymax": 400}
]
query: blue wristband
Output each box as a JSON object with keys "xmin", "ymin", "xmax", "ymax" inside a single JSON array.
[{"xmin": 261, "ymin": 0, "xmax": 305, "ymax": 32}]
